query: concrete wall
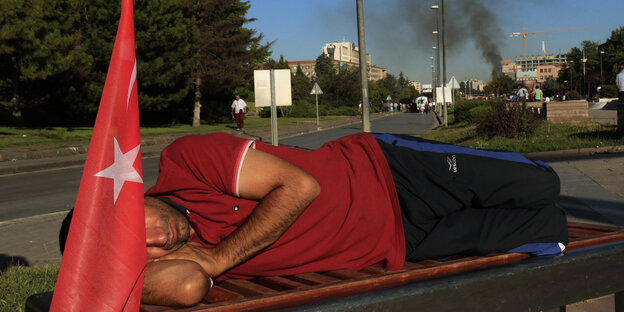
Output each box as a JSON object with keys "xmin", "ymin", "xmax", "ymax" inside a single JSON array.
[
  {"xmin": 542, "ymin": 100, "xmax": 589, "ymax": 123},
  {"xmin": 618, "ymin": 104, "xmax": 624, "ymax": 132}
]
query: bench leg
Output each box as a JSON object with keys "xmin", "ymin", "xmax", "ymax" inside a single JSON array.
[{"xmin": 616, "ymin": 291, "xmax": 624, "ymax": 312}]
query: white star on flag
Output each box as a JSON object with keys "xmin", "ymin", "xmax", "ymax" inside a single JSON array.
[{"xmin": 95, "ymin": 137, "xmax": 143, "ymax": 204}]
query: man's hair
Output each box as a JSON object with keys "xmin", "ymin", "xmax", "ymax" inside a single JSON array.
[{"xmin": 59, "ymin": 208, "xmax": 74, "ymax": 255}]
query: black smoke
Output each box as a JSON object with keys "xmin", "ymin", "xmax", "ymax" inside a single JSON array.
[{"xmin": 368, "ymin": 0, "xmax": 504, "ymax": 79}]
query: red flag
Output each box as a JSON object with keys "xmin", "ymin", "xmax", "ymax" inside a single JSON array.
[{"xmin": 51, "ymin": 0, "xmax": 145, "ymax": 310}]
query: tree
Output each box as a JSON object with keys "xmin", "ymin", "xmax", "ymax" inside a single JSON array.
[
  {"xmin": 542, "ymin": 77, "xmax": 558, "ymax": 97},
  {"xmin": 599, "ymin": 26, "xmax": 624, "ymax": 83},
  {"xmin": 0, "ymin": 0, "xmax": 95, "ymax": 125},
  {"xmin": 484, "ymin": 74, "xmax": 514, "ymax": 97},
  {"xmin": 180, "ymin": 0, "xmax": 271, "ymax": 126},
  {"xmin": 134, "ymin": 0, "xmax": 194, "ymax": 124},
  {"xmin": 292, "ymin": 65, "xmax": 311, "ymax": 102},
  {"xmin": 379, "ymin": 74, "xmax": 399, "ymax": 102},
  {"xmin": 315, "ymin": 53, "xmax": 334, "ymax": 78},
  {"xmin": 264, "ymin": 54, "xmax": 290, "ymax": 69}
]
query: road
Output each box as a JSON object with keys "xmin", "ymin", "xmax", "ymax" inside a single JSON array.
[{"xmin": 0, "ymin": 112, "xmax": 435, "ymax": 222}]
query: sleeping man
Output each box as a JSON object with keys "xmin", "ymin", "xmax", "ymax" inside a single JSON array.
[{"xmin": 60, "ymin": 132, "xmax": 568, "ymax": 306}]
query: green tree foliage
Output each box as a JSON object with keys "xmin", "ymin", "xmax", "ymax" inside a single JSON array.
[
  {"xmin": 179, "ymin": 0, "xmax": 271, "ymax": 125},
  {"xmin": 314, "ymin": 53, "xmax": 334, "ymax": 78},
  {"xmin": 292, "ymin": 65, "xmax": 311, "ymax": 102},
  {"xmin": 0, "ymin": 0, "xmax": 95, "ymax": 125},
  {"xmin": 484, "ymin": 74, "xmax": 514, "ymax": 96},
  {"xmin": 0, "ymin": 0, "xmax": 271, "ymax": 126},
  {"xmin": 316, "ymin": 64, "xmax": 360, "ymax": 108},
  {"xmin": 542, "ymin": 77, "xmax": 558, "ymax": 97},
  {"xmin": 264, "ymin": 54, "xmax": 290, "ymax": 69},
  {"xmin": 600, "ymin": 26, "xmax": 624, "ymax": 81},
  {"xmin": 378, "ymin": 74, "xmax": 399, "ymax": 102},
  {"xmin": 135, "ymin": 0, "xmax": 193, "ymax": 123}
]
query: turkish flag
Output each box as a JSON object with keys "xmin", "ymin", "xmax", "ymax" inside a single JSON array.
[{"xmin": 51, "ymin": 0, "xmax": 146, "ymax": 311}]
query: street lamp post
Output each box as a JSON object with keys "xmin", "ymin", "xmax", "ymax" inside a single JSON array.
[
  {"xmin": 600, "ymin": 50, "xmax": 605, "ymax": 83},
  {"xmin": 355, "ymin": 0, "xmax": 370, "ymax": 132},
  {"xmin": 582, "ymin": 49, "xmax": 587, "ymax": 99},
  {"xmin": 431, "ymin": 3, "xmax": 441, "ymax": 115},
  {"xmin": 440, "ymin": 0, "xmax": 447, "ymax": 127},
  {"xmin": 432, "ymin": 46, "xmax": 437, "ymax": 110},
  {"xmin": 430, "ymin": 56, "xmax": 434, "ymax": 104}
]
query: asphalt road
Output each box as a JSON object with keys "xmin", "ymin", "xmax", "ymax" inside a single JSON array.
[{"xmin": 0, "ymin": 112, "xmax": 434, "ymax": 222}]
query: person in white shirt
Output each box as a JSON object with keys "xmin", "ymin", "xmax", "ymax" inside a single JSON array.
[{"xmin": 231, "ymin": 95, "xmax": 248, "ymax": 131}]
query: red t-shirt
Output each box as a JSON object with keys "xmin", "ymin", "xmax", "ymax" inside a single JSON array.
[{"xmin": 145, "ymin": 132, "xmax": 404, "ymax": 280}]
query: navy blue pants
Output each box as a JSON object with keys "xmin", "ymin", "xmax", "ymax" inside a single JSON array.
[{"xmin": 373, "ymin": 133, "xmax": 568, "ymax": 261}]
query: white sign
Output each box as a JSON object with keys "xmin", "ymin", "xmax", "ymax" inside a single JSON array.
[
  {"xmin": 422, "ymin": 84, "xmax": 433, "ymax": 93},
  {"xmin": 254, "ymin": 69, "xmax": 292, "ymax": 107},
  {"xmin": 516, "ymin": 71, "xmax": 537, "ymax": 81},
  {"xmin": 310, "ymin": 82, "xmax": 323, "ymax": 95},
  {"xmin": 448, "ymin": 76, "xmax": 460, "ymax": 89},
  {"xmin": 436, "ymin": 85, "xmax": 452, "ymax": 103}
]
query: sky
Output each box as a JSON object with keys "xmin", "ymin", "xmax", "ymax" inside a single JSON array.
[{"xmin": 246, "ymin": 0, "xmax": 624, "ymax": 84}]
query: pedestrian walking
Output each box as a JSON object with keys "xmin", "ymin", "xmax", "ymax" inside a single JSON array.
[
  {"xmin": 616, "ymin": 66, "xmax": 624, "ymax": 104},
  {"xmin": 517, "ymin": 86, "xmax": 528, "ymax": 104},
  {"xmin": 231, "ymin": 95, "xmax": 247, "ymax": 131}
]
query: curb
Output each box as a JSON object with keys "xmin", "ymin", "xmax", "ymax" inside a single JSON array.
[{"xmin": 524, "ymin": 145, "xmax": 624, "ymax": 161}]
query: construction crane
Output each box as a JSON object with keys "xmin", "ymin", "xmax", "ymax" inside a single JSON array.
[{"xmin": 509, "ymin": 27, "xmax": 589, "ymax": 60}]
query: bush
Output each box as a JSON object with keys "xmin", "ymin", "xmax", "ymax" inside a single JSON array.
[
  {"xmin": 453, "ymin": 99, "xmax": 502, "ymax": 123},
  {"xmin": 567, "ymin": 90, "xmax": 582, "ymax": 100},
  {"xmin": 326, "ymin": 106, "xmax": 359, "ymax": 116},
  {"xmin": 477, "ymin": 102, "xmax": 542, "ymax": 138},
  {"xmin": 289, "ymin": 100, "xmax": 316, "ymax": 118},
  {"xmin": 468, "ymin": 105, "xmax": 492, "ymax": 122},
  {"xmin": 599, "ymin": 84, "xmax": 618, "ymax": 98}
]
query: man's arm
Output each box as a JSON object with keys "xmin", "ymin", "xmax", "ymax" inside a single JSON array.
[
  {"xmin": 142, "ymin": 260, "xmax": 212, "ymax": 306},
  {"xmin": 160, "ymin": 148, "xmax": 321, "ymax": 277}
]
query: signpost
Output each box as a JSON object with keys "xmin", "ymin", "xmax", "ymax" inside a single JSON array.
[
  {"xmin": 310, "ymin": 82, "xmax": 323, "ymax": 128},
  {"xmin": 449, "ymin": 76, "xmax": 460, "ymax": 109},
  {"xmin": 254, "ymin": 69, "xmax": 292, "ymax": 146}
]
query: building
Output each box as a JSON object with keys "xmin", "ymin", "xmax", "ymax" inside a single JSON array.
[
  {"xmin": 536, "ymin": 64, "xmax": 564, "ymax": 85},
  {"xmin": 288, "ymin": 60, "xmax": 317, "ymax": 78},
  {"xmin": 515, "ymin": 54, "xmax": 567, "ymax": 72},
  {"xmin": 322, "ymin": 42, "xmax": 370, "ymax": 67},
  {"xmin": 501, "ymin": 59, "xmax": 517, "ymax": 79},
  {"xmin": 409, "ymin": 81, "xmax": 421, "ymax": 93},
  {"xmin": 464, "ymin": 78, "xmax": 485, "ymax": 92},
  {"xmin": 287, "ymin": 41, "xmax": 387, "ymax": 81}
]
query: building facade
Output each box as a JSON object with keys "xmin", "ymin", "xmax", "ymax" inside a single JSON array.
[
  {"xmin": 536, "ymin": 64, "xmax": 564, "ymax": 84},
  {"xmin": 322, "ymin": 42, "xmax": 371, "ymax": 67},
  {"xmin": 287, "ymin": 41, "xmax": 387, "ymax": 81},
  {"xmin": 288, "ymin": 60, "xmax": 317, "ymax": 78},
  {"xmin": 501, "ymin": 59, "xmax": 517, "ymax": 79},
  {"xmin": 409, "ymin": 81, "xmax": 421, "ymax": 93},
  {"xmin": 515, "ymin": 54, "xmax": 567, "ymax": 72}
]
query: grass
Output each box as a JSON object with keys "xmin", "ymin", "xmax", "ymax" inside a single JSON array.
[
  {"xmin": 423, "ymin": 120, "xmax": 624, "ymax": 153},
  {"xmin": 0, "ymin": 116, "xmax": 344, "ymax": 149},
  {"xmin": 0, "ymin": 265, "xmax": 58, "ymax": 312}
]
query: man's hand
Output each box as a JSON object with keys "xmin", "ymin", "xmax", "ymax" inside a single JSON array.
[{"xmin": 158, "ymin": 242, "xmax": 223, "ymax": 277}]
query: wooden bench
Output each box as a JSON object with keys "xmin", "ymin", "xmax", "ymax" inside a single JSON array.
[{"xmin": 139, "ymin": 223, "xmax": 624, "ymax": 312}]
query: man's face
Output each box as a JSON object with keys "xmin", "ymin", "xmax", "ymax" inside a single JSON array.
[
  {"xmin": 236, "ymin": 95, "xmax": 240, "ymax": 100},
  {"xmin": 145, "ymin": 198, "xmax": 192, "ymax": 260}
]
